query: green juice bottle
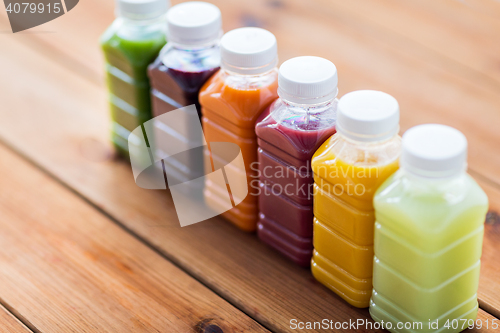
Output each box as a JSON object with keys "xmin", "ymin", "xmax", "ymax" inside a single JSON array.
[
  {"xmin": 370, "ymin": 124, "xmax": 488, "ymax": 333},
  {"xmin": 100, "ymin": 0, "xmax": 169, "ymax": 156}
]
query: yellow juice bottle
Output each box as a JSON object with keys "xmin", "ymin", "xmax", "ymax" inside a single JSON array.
[
  {"xmin": 370, "ymin": 124, "xmax": 488, "ymax": 333},
  {"xmin": 311, "ymin": 90, "xmax": 401, "ymax": 308}
]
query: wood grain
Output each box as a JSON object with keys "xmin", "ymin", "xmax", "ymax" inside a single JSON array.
[
  {"xmin": 0, "ymin": 17, "xmax": 499, "ymax": 333},
  {"xmin": 0, "ymin": 305, "xmax": 32, "ymax": 333},
  {"xmin": 0, "ymin": 143, "xmax": 268, "ymax": 332},
  {"xmin": 314, "ymin": 0, "xmax": 500, "ymax": 90},
  {"xmin": 474, "ymin": 175, "xmax": 500, "ymax": 319}
]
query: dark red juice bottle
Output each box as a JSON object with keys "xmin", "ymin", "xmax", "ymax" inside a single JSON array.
[
  {"xmin": 150, "ymin": 66, "xmax": 218, "ymax": 117},
  {"xmin": 255, "ymin": 56, "xmax": 338, "ymax": 266},
  {"xmin": 147, "ymin": 1, "xmax": 221, "ymax": 186}
]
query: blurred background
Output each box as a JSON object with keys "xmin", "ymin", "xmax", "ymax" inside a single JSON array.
[{"xmin": 3, "ymin": 0, "xmax": 500, "ymax": 180}]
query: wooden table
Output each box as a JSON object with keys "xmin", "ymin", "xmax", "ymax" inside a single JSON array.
[{"xmin": 0, "ymin": 0, "xmax": 499, "ymax": 332}]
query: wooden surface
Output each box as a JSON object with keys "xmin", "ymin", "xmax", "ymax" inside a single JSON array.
[
  {"xmin": 0, "ymin": 305, "xmax": 31, "ymax": 333},
  {"xmin": 0, "ymin": 142, "xmax": 268, "ymax": 332},
  {"xmin": 0, "ymin": 0, "xmax": 499, "ymax": 332}
]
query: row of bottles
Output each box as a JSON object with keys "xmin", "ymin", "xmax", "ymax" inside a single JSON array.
[{"xmin": 100, "ymin": 1, "xmax": 489, "ymax": 332}]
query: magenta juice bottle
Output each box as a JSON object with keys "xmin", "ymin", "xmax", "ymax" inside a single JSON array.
[
  {"xmin": 148, "ymin": 1, "xmax": 221, "ymax": 187},
  {"xmin": 255, "ymin": 56, "xmax": 338, "ymax": 266}
]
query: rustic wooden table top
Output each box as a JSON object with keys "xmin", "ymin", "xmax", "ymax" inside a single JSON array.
[{"xmin": 0, "ymin": 0, "xmax": 499, "ymax": 332}]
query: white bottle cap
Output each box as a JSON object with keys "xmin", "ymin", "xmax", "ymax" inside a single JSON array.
[
  {"xmin": 116, "ymin": 0, "xmax": 169, "ymax": 20},
  {"xmin": 220, "ymin": 27, "xmax": 278, "ymax": 75},
  {"xmin": 167, "ymin": 2, "xmax": 221, "ymax": 46},
  {"xmin": 336, "ymin": 90, "xmax": 399, "ymax": 142},
  {"xmin": 278, "ymin": 56, "xmax": 338, "ymax": 104},
  {"xmin": 401, "ymin": 124, "xmax": 467, "ymax": 178}
]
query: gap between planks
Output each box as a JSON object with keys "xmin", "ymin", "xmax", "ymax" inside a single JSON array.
[
  {"xmin": 0, "ymin": 301, "xmax": 34, "ymax": 333},
  {"xmin": 0, "ymin": 137, "xmax": 276, "ymax": 333}
]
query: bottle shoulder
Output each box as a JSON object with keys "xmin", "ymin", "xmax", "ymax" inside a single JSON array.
[
  {"xmin": 200, "ymin": 69, "xmax": 278, "ymax": 94},
  {"xmin": 374, "ymin": 171, "xmax": 489, "ymax": 211},
  {"xmin": 374, "ymin": 171, "xmax": 488, "ymax": 253},
  {"xmin": 148, "ymin": 44, "xmax": 220, "ymax": 96},
  {"xmin": 199, "ymin": 69, "xmax": 279, "ymax": 126},
  {"xmin": 312, "ymin": 134, "xmax": 402, "ymax": 169},
  {"xmin": 255, "ymin": 100, "xmax": 337, "ymax": 159},
  {"xmin": 100, "ymin": 21, "xmax": 119, "ymax": 45},
  {"xmin": 101, "ymin": 18, "xmax": 166, "ymax": 53}
]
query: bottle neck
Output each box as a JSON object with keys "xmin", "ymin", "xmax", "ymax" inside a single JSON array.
[
  {"xmin": 222, "ymin": 67, "xmax": 276, "ymax": 78},
  {"xmin": 280, "ymin": 97, "xmax": 335, "ymax": 110},
  {"xmin": 221, "ymin": 67, "xmax": 278, "ymax": 90},
  {"xmin": 336, "ymin": 123, "xmax": 400, "ymax": 144},
  {"xmin": 401, "ymin": 163, "xmax": 467, "ymax": 181},
  {"xmin": 118, "ymin": 13, "xmax": 166, "ymax": 26},
  {"xmin": 168, "ymin": 39, "xmax": 219, "ymax": 52},
  {"xmin": 337, "ymin": 131, "xmax": 399, "ymax": 147},
  {"xmin": 116, "ymin": 14, "xmax": 166, "ymax": 40},
  {"xmin": 220, "ymin": 54, "xmax": 278, "ymax": 76},
  {"xmin": 402, "ymin": 167, "xmax": 466, "ymax": 187}
]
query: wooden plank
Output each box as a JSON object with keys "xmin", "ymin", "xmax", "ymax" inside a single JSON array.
[
  {"xmin": 0, "ymin": 0, "xmax": 112, "ymax": 86},
  {"xmin": 0, "ymin": 144, "xmax": 268, "ymax": 332},
  {"xmin": 475, "ymin": 311, "xmax": 500, "ymax": 332},
  {"xmin": 0, "ymin": 305, "xmax": 32, "ymax": 333},
  {"xmin": 2, "ymin": 0, "xmax": 499, "ymax": 187},
  {"xmin": 473, "ymin": 174, "xmax": 500, "ymax": 319},
  {"xmin": 313, "ymin": 0, "xmax": 500, "ymax": 91},
  {"xmin": 0, "ymin": 19, "xmax": 499, "ymax": 333}
]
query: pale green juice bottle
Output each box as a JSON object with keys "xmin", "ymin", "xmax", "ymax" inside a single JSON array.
[{"xmin": 370, "ymin": 124, "xmax": 488, "ymax": 333}]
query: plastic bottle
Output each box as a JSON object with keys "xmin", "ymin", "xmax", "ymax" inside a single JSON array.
[
  {"xmin": 101, "ymin": 0, "xmax": 169, "ymax": 156},
  {"xmin": 311, "ymin": 90, "xmax": 401, "ymax": 308},
  {"xmin": 148, "ymin": 1, "xmax": 221, "ymax": 189},
  {"xmin": 199, "ymin": 27, "xmax": 279, "ymax": 232},
  {"xmin": 255, "ymin": 56, "xmax": 338, "ymax": 266},
  {"xmin": 370, "ymin": 124, "xmax": 488, "ymax": 332}
]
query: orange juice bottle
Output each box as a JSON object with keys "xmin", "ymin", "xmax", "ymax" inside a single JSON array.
[
  {"xmin": 199, "ymin": 27, "xmax": 279, "ymax": 232},
  {"xmin": 311, "ymin": 90, "xmax": 402, "ymax": 308}
]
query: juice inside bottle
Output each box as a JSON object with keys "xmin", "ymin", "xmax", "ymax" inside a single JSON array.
[
  {"xmin": 370, "ymin": 124, "xmax": 488, "ymax": 333},
  {"xmin": 199, "ymin": 27, "xmax": 279, "ymax": 232},
  {"xmin": 100, "ymin": 0, "xmax": 168, "ymax": 156},
  {"xmin": 311, "ymin": 90, "xmax": 401, "ymax": 308},
  {"xmin": 148, "ymin": 1, "xmax": 221, "ymax": 189},
  {"xmin": 255, "ymin": 56, "xmax": 338, "ymax": 266}
]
